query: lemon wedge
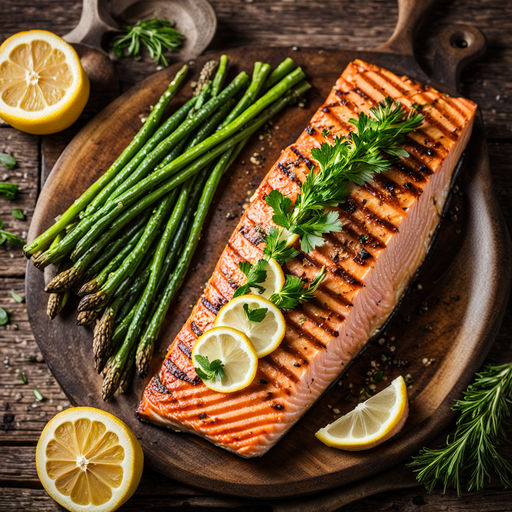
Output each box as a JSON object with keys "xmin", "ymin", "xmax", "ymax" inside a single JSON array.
[
  {"xmin": 0, "ymin": 30, "xmax": 89, "ymax": 134},
  {"xmin": 192, "ymin": 326, "xmax": 258, "ymax": 393},
  {"xmin": 215, "ymin": 294, "xmax": 286, "ymax": 357},
  {"xmin": 315, "ymin": 376, "xmax": 409, "ymax": 451},
  {"xmin": 36, "ymin": 407, "xmax": 143, "ymax": 512},
  {"xmin": 256, "ymin": 257, "xmax": 285, "ymax": 300}
]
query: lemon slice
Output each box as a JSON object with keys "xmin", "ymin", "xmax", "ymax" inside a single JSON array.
[
  {"xmin": 36, "ymin": 407, "xmax": 143, "ymax": 512},
  {"xmin": 215, "ymin": 294, "xmax": 286, "ymax": 357},
  {"xmin": 192, "ymin": 326, "xmax": 258, "ymax": 393},
  {"xmin": 256, "ymin": 258, "xmax": 285, "ymax": 299},
  {"xmin": 0, "ymin": 30, "xmax": 89, "ymax": 134},
  {"xmin": 315, "ymin": 376, "xmax": 409, "ymax": 451}
]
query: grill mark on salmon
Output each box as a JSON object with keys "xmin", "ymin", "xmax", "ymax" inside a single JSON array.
[
  {"xmin": 164, "ymin": 358, "xmax": 200, "ymax": 385},
  {"xmin": 277, "ymin": 162, "xmax": 303, "ymax": 186},
  {"xmin": 200, "ymin": 296, "xmax": 220, "ymax": 315},
  {"xmin": 190, "ymin": 322, "xmax": 202, "ymax": 338},
  {"xmin": 138, "ymin": 59, "xmax": 476, "ymax": 458},
  {"xmin": 178, "ymin": 341, "xmax": 192, "ymax": 358},
  {"xmin": 290, "ymin": 146, "xmax": 314, "ymax": 169}
]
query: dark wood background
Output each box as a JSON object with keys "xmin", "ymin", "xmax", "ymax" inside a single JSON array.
[{"xmin": 0, "ymin": 0, "xmax": 511, "ymax": 510}]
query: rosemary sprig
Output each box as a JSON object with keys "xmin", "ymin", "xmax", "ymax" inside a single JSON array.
[
  {"xmin": 112, "ymin": 18, "xmax": 184, "ymax": 67},
  {"xmin": 409, "ymin": 362, "xmax": 512, "ymax": 494}
]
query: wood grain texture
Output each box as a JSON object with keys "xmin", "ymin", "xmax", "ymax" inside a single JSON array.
[{"xmin": 1, "ymin": 0, "xmax": 512, "ymax": 510}]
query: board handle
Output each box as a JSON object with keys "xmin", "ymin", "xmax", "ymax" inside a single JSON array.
[
  {"xmin": 64, "ymin": 0, "xmax": 119, "ymax": 48},
  {"xmin": 375, "ymin": 0, "xmax": 436, "ymax": 56},
  {"xmin": 430, "ymin": 24, "xmax": 486, "ymax": 92}
]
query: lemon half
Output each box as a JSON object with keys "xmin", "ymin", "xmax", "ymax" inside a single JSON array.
[
  {"xmin": 0, "ymin": 30, "xmax": 89, "ymax": 134},
  {"xmin": 36, "ymin": 407, "xmax": 143, "ymax": 512},
  {"xmin": 315, "ymin": 376, "xmax": 409, "ymax": 450},
  {"xmin": 215, "ymin": 294, "xmax": 286, "ymax": 357},
  {"xmin": 192, "ymin": 326, "xmax": 258, "ymax": 393}
]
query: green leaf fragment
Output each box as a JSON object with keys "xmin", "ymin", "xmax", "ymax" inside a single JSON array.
[
  {"xmin": 0, "ymin": 307, "xmax": 8, "ymax": 325},
  {"xmin": 0, "ymin": 153, "xmax": 16, "ymax": 169}
]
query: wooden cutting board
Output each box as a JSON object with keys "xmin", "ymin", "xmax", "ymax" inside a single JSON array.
[{"xmin": 25, "ymin": 0, "xmax": 511, "ymax": 501}]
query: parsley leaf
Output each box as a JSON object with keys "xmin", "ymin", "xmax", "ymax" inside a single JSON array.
[
  {"xmin": 233, "ymin": 260, "xmax": 267, "ymax": 298},
  {"xmin": 0, "ymin": 153, "xmax": 16, "ymax": 170},
  {"xmin": 263, "ymin": 227, "xmax": 299, "ymax": 264},
  {"xmin": 243, "ymin": 303, "xmax": 268, "ymax": 323},
  {"xmin": 12, "ymin": 209, "xmax": 25, "ymax": 220},
  {"xmin": 194, "ymin": 354, "xmax": 225, "ymax": 381},
  {"xmin": 264, "ymin": 190, "xmax": 294, "ymax": 231},
  {"xmin": 0, "ymin": 183, "xmax": 19, "ymax": 200},
  {"xmin": 270, "ymin": 266, "xmax": 326, "ymax": 309}
]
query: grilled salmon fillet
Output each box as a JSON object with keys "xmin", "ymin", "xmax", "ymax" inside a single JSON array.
[{"xmin": 137, "ymin": 59, "xmax": 476, "ymax": 457}]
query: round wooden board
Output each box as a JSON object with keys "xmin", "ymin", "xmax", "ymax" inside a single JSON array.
[{"xmin": 26, "ymin": 45, "xmax": 510, "ymax": 498}]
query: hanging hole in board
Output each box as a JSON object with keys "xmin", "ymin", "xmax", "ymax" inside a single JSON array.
[{"xmin": 449, "ymin": 31, "xmax": 473, "ymax": 50}]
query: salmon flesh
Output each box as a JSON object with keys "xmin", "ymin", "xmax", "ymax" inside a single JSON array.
[{"xmin": 137, "ymin": 59, "xmax": 476, "ymax": 457}]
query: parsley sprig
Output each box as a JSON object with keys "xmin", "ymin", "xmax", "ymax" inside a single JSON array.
[
  {"xmin": 409, "ymin": 362, "xmax": 512, "ymax": 494},
  {"xmin": 243, "ymin": 303, "xmax": 268, "ymax": 323},
  {"xmin": 235, "ymin": 98, "xmax": 422, "ymax": 310},
  {"xmin": 265, "ymin": 98, "xmax": 423, "ymax": 256},
  {"xmin": 112, "ymin": 19, "xmax": 185, "ymax": 67},
  {"xmin": 233, "ymin": 260, "xmax": 268, "ymax": 298},
  {"xmin": 194, "ymin": 354, "xmax": 225, "ymax": 381},
  {"xmin": 271, "ymin": 266, "xmax": 326, "ymax": 309}
]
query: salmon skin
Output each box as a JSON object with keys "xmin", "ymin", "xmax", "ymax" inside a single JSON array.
[{"xmin": 137, "ymin": 59, "xmax": 476, "ymax": 457}]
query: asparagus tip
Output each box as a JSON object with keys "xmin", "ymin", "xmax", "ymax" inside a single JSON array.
[
  {"xmin": 45, "ymin": 266, "xmax": 82, "ymax": 293},
  {"xmin": 78, "ymin": 290, "xmax": 108, "ymax": 312}
]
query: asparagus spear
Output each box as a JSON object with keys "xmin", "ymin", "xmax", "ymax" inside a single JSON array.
[
  {"xmin": 24, "ymin": 65, "xmax": 188, "ymax": 256},
  {"xmin": 45, "ymin": 215, "xmax": 148, "ymax": 293},
  {"xmin": 135, "ymin": 80, "xmax": 311, "ymax": 375},
  {"xmin": 34, "ymin": 68, "xmax": 304, "ymax": 268}
]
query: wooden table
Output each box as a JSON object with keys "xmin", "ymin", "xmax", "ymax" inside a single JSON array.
[{"xmin": 1, "ymin": 0, "xmax": 511, "ymax": 510}]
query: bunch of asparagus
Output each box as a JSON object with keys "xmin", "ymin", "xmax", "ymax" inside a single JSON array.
[{"xmin": 24, "ymin": 56, "xmax": 310, "ymax": 399}]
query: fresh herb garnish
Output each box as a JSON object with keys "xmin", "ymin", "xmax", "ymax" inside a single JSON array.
[
  {"xmin": 112, "ymin": 19, "xmax": 185, "ymax": 67},
  {"xmin": 233, "ymin": 260, "xmax": 267, "ymax": 298},
  {"xmin": 33, "ymin": 388, "xmax": 44, "ymax": 401},
  {"xmin": 194, "ymin": 354, "xmax": 225, "ymax": 381},
  {"xmin": 19, "ymin": 372, "xmax": 27, "ymax": 384},
  {"xmin": 0, "ymin": 307, "xmax": 8, "ymax": 325},
  {"xmin": 264, "ymin": 98, "xmax": 423, "ymax": 256},
  {"xmin": 262, "ymin": 226, "xmax": 298, "ymax": 264},
  {"xmin": 409, "ymin": 362, "xmax": 512, "ymax": 494},
  {"xmin": 0, "ymin": 183, "xmax": 19, "ymax": 200},
  {"xmin": 0, "ymin": 220, "xmax": 24, "ymax": 246},
  {"xmin": 10, "ymin": 290, "xmax": 23, "ymax": 303},
  {"xmin": 12, "ymin": 209, "xmax": 25, "ymax": 220},
  {"xmin": 243, "ymin": 303, "xmax": 268, "ymax": 323},
  {"xmin": 0, "ymin": 153, "xmax": 16, "ymax": 169},
  {"xmin": 236, "ymin": 99, "xmax": 421, "ymax": 311},
  {"xmin": 270, "ymin": 266, "xmax": 326, "ymax": 309}
]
